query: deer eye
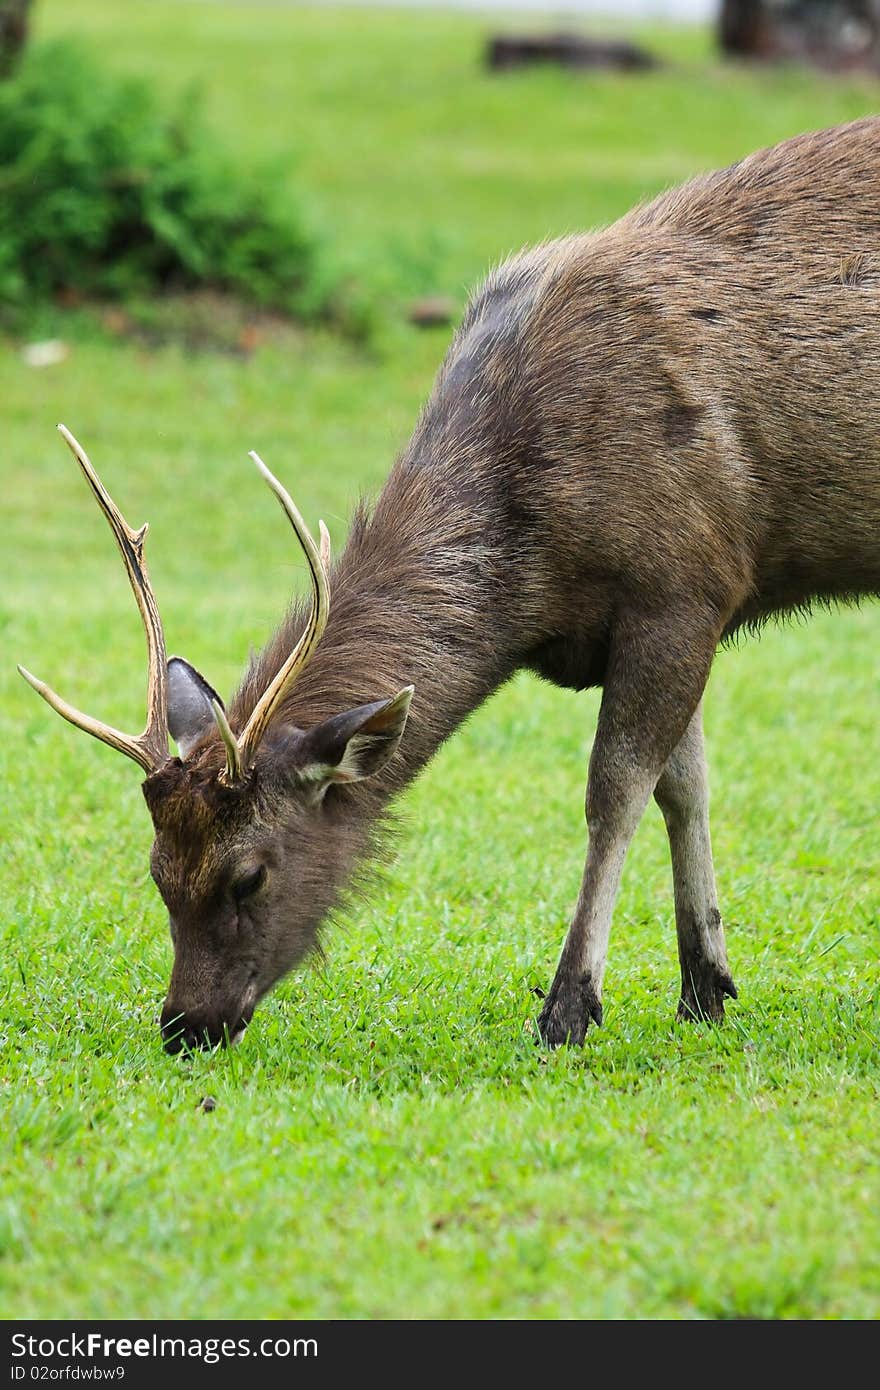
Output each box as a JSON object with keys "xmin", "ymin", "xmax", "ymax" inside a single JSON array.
[{"xmin": 232, "ymin": 865, "xmax": 266, "ymax": 903}]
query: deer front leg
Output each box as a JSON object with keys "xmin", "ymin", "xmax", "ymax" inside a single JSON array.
[
  {"xmin": 538, "ymin": 610, "xmax": 720, "ymax": 1047},
  {"xmin": 653, "ymin": 702, "xmax": 737, "ymax": 1022}
]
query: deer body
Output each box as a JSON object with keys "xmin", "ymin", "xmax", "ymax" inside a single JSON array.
[{"xmin": 22, "ymin": 119, "xmax": 880, "ymax": 1051}]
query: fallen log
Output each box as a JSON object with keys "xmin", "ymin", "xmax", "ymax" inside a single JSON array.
[{"xmin": 486, "ymin": 32, "xmax": 660, "ymax": 74}]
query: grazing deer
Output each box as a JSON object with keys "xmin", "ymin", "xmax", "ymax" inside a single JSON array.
[{"xmin": 20, "ymin": 119, "xmax": 880, "ymax": 1053}]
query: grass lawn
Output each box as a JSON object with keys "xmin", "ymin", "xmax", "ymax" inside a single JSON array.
[{"xmin": 1, "ymin": 0, "xmax": 878, "ymax": 1320}]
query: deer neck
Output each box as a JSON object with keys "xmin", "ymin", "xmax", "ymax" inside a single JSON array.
[{"xmin": 230, "ymin": 463, "xmax": 519, "ymax": 800}]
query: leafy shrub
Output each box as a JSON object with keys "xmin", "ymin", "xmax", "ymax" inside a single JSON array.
[{"xmin": 0, "ymin": 40, "xmax": 331, "ymax": 320}]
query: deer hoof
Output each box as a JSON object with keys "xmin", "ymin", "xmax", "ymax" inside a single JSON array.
[
  {"xmin": 537, "ymin": 971, "xmax": 602, "ymax": 1048},
  {"xmin": 677, "ymin": 967, "xmax": 738, "ymax": 1024}
]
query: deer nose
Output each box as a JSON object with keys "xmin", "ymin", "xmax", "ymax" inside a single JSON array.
[
  {"xmin": 160, "ymin": 1003, "xmax": 223, "ymax": 1054},
  {"xmin": 159, "ymin": 1001, "xmax": 251, "ymax": 1054}
]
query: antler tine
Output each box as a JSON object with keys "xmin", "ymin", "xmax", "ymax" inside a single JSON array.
[
  {"xmin": 17, "ymin": 664, "xmax": 158, "ymax": 774},
  {"xmin": 211, "ymin": 699, "xmax": 243, "ymax": 785},
  {"xmin": 18, "ymin": 427, "xmax": 170, "ymax": 775},
  {"xmin": 235, "ymin": 452, "xmax": 330, "ymax": 776}
]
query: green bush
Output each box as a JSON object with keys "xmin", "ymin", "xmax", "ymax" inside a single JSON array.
[{"xmin": 0, "ymin": 40, "xmax": 329, "ymax": 319}]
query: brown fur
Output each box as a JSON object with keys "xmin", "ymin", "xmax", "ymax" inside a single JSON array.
[{"xmin": 146, "ymin": 118, "xmax": 879, "ymax": 1051}]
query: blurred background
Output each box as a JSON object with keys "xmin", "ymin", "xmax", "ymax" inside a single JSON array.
[
  {"xmin": 4, "ymin": 0, "xmax": 877, "ymax": 752},
  {"xmin": 2, "ymin": 0, "xmax": 879, "ymax": 357}
]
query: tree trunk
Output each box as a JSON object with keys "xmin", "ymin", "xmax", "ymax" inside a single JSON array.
[
  {"xmin": 0, "ymin": 0, "xmax": 31, "ymax": 80},
  {"xmin": 718, "ymin": 0, "xmax": 770, "ymax": 57}
]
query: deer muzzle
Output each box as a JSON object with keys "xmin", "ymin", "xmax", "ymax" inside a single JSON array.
[{"xmin": 159, "ymin": 996, "xmax": 255, "ymax": 1054}]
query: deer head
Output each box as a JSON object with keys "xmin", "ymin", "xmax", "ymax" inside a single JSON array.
[{"xmin": 20, "ymin": 428, "xmax": 413, "ymax": 1053}]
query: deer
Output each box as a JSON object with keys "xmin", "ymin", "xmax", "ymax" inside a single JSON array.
[{"xmin": 20, "ymin": 118, "xmax": 880, "ymax": 1055}]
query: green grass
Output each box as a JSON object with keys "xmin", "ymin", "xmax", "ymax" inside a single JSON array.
[{"xmin": 1, "ymin": 0, "xmax": 879, "ymax": 1320}]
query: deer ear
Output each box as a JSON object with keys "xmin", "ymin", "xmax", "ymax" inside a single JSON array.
[
  {"xmin": 291, "ymin": 685, "xmax": 414, "ymax": 791},
  {"xmin": 167, "ymin": 656, "xmax": 224, "ymax": 759}
]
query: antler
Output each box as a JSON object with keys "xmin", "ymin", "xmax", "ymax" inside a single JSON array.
[
  {"xmin": 18, "ymin": 425, "xmax": 170, "ymax": 775},
  {"xmin": 216, "ymin": 452, "xmax": 330, "ymax": 783},
  {"xmin": 19, "ymin": 431, "xmax": 328, "ymax": 785}
]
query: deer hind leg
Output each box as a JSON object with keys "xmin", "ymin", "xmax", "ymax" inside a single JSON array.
[
  {"xmin": 538, "ymin": 608, "xmax": 722, "ymax": 1048},
  {"xmin": 653, "ymin": 702, "xmax": 737, "ymax": 1022}
]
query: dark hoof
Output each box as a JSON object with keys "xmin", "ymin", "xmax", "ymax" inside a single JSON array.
[
  {"xmin": 537, "ymin": 971, "xmax": 602, "ymax": 1048},
  {"xmin": 677, "ymin": 967, "xmax": 737, "ymax": 1023}
]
